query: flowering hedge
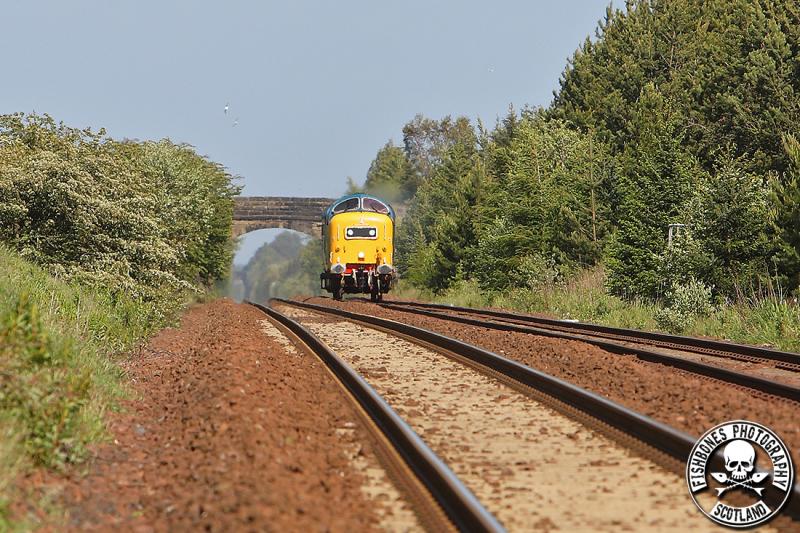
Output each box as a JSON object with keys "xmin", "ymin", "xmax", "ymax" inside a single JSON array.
[{"xmin": 0, "ymin": 113, "xmax": 239, "ymax": 312}]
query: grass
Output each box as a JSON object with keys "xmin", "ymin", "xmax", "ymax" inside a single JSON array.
[
  {"xmin": 0, "ymin": 246, "xmax": 164, "ymax": 528},
  {"xmin": 393, "ymin": 266, "xmax": 800, "ymax": 352}
]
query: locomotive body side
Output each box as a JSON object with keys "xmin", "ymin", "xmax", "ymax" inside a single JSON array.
[{"xmin": 320, "ymin": 194, "xmax": 395, "ymax": 301}]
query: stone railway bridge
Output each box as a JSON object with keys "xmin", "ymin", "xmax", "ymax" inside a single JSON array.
[{"xmin": 232, "ymin": 196, "xmax": 334, "ymax": 238}]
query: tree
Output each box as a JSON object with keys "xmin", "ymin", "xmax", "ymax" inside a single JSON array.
[
  {"xmin": 401, "ymin": 114, "xmax": 475, "ymax": 197},
  {"xmin": 362, "ymin": 140, "xmax": 409, "ymax": 202},
  {"xmin": 552, "ymin": 0, "xmax": 800, "ymax": 177},
  {"xmin": 0, "ymin": 113, "xmax": 238, "ymax": 307},
  {"xmin": 239, "ymin": 232, "xmax": 320, "ymax": 301},
  {"xmin": 770, "ymin": 134, "xmax": 800, "ymax": 293},
  {"xmin": 472, "ymin": 116, "xmax": 612, "ymax": 291},
  {"xmin": 397, "ymin": 127, "xmax": 482, "ymax": 290},
  {"xmin": 694, "ymin": 155, "xmax": 771, "ymax": 295},
  {"xmin": 605, "ymin": 86, "xmax": 702, "ymax": 299}
]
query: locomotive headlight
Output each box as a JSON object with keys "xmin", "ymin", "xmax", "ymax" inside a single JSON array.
[
  {"xmin": 346, "ymin": 228, "xmax": 353, "ymax": 237},
  {"xmin": 331, "ymin": 263, "xmax": 345, "ymax": 274},
  {"xmin": 369, "ymin": 228, "xmax": 376, "ymax": 237},
  {"xmin": 357, "ymin": 251, "xmax": 365, "ymax": 260}
]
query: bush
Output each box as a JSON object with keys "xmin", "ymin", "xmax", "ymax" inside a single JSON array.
[
  {"xmin": 0, "ymin": 293, "xmax": 91, "ymax": 468},
  {"xmin": 655, "ymin": 278, "xmax": 713, "ymax": 333},
  {"xmin": 0, "ymin": 234, "xmax": 174, "ymax": 524},
  {"xmin": 0, "ymin": 248, "xmax": 160, "ymax": 471},
  {"xmin": 516, "ymin": 253, "xmax": 562, "ymax": 290},
  {"xmin": 657, "ymin": 232, "xmax": 712, "ymax": 291},
  {"xmin": 0, "ymin": 113, "xmax": 238, "ymax": 313}
]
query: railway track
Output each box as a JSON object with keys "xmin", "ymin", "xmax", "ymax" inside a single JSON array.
[
  {"xmin": 250, "ymin": 301, "xmax": 503, "ymax": 532},
  {"xmin": 365, "ymin": 299, "xmax": 800, "ymax": 403},
  {"xmin": 381, "ymin": 299, "xmax": 800, "ymax": 371},
  {"xmin": 268, "ymin": 298, "xmax": 800, "ymax": 528}
]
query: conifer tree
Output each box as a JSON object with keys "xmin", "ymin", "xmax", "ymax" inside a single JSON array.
[
  {"xmin": 693, "ymin": 155, "xmax": 770, "ymax": 295},
  {"xmin": 401, "ymin": 114, "xmax": 474, "ymax": 198},
  {"xmin": 770, "ymin": 134, "xmax": 800, "ymax": 292},
  {"xmin": 362, "ymin": 140, "xmax": 409, "ymax": 202},
  {"xmin": 606, "ymin": 86, "xmax": 702, "ymax": 298},
  {"xmin": 396, "ymin": 129, "xmax": 482, "ymax": 290}
]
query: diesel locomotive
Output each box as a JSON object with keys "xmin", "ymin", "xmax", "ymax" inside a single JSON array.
[{"xmin": 320, "ymin": 194, "xmax": 395, "ymax": 301}]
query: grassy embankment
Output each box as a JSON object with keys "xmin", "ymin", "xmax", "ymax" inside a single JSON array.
[
  {"xmin": 0, "ymin": 246, "xmax": 162, "ymax": 528},
  {"xmin": 394, "ymin": 267, "xmax": 800, "ymax": 352}
]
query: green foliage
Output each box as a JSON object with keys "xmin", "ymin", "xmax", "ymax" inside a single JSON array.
[
  {"xmin": 468, "ymin": 216, "xmax": 521, "ymax": 291},
  {"xmin": 1, "ymin": 293, "xmax": 92, "ymax": 467},
  {"xmin": 699, "ymin": 291, "xmax": 800, "ymax": 351},
  {"xmin": 693, "ymin": 156, "xmax": 771, "ymax": 294},
  {"xmin": 657, "ymin": 232, "xmax": 712, "ymax": 288},
  {"xmin": 366, "ymin": 1, "xmax": 799, "ymax": 312},
  {"xmin": 605, "ymin": 86, "xmax": 702, "ymax": 298},
  {"xmin": 0, "ymin": 113, "xmax": 238, "ymax": 314},
  {"xmin": 654, "ymin": 278, "xmax": 714, "ymax": 333},
  {"xmin": 401, "ymin": 114, "xmax": 475, "ymax": 198},
  {"xmin": 0, "ymin": 112, "xmax": 236, "ymax": 524},
  {"xmin": 361, "ymin": 141, "xmax": 410, "ymax": 202},
  {"xmin": 394, "ymin": 262, "xmax": 800, "ymax": 350},
  {"xmin": 397, "ymin": 128, "xmax": 483, "ymax": 291},
  {"xmin": 515, "ymin": 253, "xmax": 563, "ymax": 291},
  {"xmin": 0, "ymin": 246, "xmax": 162, "ymax": 520},
  {"xmin": 474, "ymin": 116, "xmax": 612, "ymax": 290},
  {"xmin": 235, "ymin": 232, "xmax": 323, "ymax": 301},
  {"xmin": 398, "ymin": 114, "xmax": 613, "ymax": 294},
  {"xmin": 552, "ymin": 0, "xmax": 800, "ymax": 176},
  {"xmin": 770, "ymin": 134, "xmax": 800, "ymax": 292},
  {"xmin": 138, "ymin": 140, "xmax": 239, "ymax": 286}
]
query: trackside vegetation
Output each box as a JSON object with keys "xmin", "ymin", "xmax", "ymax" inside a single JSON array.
[
  {"xmin": 0, "ymin": 113, "xmax": 238, "ymax": 525},
  {"xmin": 230, "ymin": 232, "xmax": 322, "ymax": 302},
  {"xmin": 394, "ymin": 270, "xmax": 800, "ymax": 353},
  {"xmin": 344, "ymin": 0, "xmax": 800, "ymax": 342}
]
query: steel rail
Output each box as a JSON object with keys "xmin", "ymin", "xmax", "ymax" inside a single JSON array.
[
  {"xmin": 273, "ymin": 297, "xmax": 800, "ymax": 521},
  {"xmin": 380, "ymin": 299, "xmax": 800, "ymax": 368},
  {"xmin": 248, "ymin": 301, "xmax": 505, "ymax": 533},
  {"xmin": 370, "ymin": 301, "xmax": 800, "ymax": 402}
]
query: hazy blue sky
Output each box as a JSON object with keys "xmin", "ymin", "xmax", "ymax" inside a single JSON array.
[{"xmin": 3, "ymin": 1, "xmax": 620, "ymax": 262}]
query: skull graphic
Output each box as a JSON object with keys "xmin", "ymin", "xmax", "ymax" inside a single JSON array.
[{"xmin": 724, "ymin": 440, "xmax": 756, "ymax": 480}]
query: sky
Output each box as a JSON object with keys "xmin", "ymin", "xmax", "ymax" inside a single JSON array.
[{"xmin": 2, "ymin": 0, "xmax": 621, "ymax": 263}]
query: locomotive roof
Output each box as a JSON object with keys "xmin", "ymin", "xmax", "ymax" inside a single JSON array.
[{"xmin": 324, "ymin": 193, "xmax": 396, "ymax": 221}]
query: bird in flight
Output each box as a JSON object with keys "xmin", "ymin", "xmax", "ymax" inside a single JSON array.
[
  {"xmin": 233, "ymin": 117, "xmax": 239, "ymax": 127},
  {"xmin": 224, "ymin": 102, "xmax": 230, "ymax": 115}
]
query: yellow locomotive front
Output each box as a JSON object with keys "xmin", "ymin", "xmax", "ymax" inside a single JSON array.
[{"xmin": 320, "ymin": 194, "xmax": 395, "ymax": 301}]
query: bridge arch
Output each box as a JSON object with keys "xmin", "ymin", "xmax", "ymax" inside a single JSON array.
[{"xmin": 232, "ymin": 196, "xmax": 334, "ymax": 238}]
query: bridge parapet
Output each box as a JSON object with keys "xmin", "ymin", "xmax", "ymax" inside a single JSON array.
[{"xmin": 232, "ymin": 196, "xmax": 334, "ymax": 238}]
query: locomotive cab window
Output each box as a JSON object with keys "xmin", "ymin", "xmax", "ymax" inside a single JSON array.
[
  {"xmin": 362, "ymin": 197, "xmax": 390, "ymax": 214},
  {"xmin": 332, "ymin": 197, "xmax": 360, "ymax": 214}
]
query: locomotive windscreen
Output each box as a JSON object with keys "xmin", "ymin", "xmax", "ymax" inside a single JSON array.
[
  {"xmin": 332, "ymin": 197, "xmax": 360, "ymax": 214},
  {"xmin": 362, "ymin": 198, "xmax": 390, "ymax": 214}
]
